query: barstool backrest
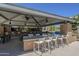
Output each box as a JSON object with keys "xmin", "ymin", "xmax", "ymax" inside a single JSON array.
[
  {"xmin": 61, "ymin": 35, "xmax": 64, "ymax": 38},
  {"xmin": 49, "ymin": 37, "xmax": 53, "ymax": 40},
  {"xmin": 42, "ymin": 34, "xmax": 48, "ymax": 37},
  {"xmin": 28, "ymin": 34, "xmax": 33, "ymax": 38},
  {"xmin": 55, "ymin": 35, "xmax": 59, "ymax": 39},
  {"xmin": 36, "ymin": 34, "xmax": 40, "ymax": 36},
  {"xmin": 23, "ymin": 36, "xmax": 28, "ymax": 39}
]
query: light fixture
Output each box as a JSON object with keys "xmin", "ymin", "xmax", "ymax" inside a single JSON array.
[
  {"xmin": 25, "ymin": 16, "xmax": 29, "ymax": 20},
  {"xmin": 46, "ymin": 17, "xmax": 48, "ymax": 23},
  {"xmin": 9, "ymin": 20, "xmax": 11, "ymax": 24}
]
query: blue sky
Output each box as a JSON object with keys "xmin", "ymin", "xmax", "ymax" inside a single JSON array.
[{"xmin": 15, "ymin": 3, "xmax": 79, "ymax": 17}]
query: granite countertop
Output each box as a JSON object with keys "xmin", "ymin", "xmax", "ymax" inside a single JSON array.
[
  {"xmin": 23, "ymin": 38, "xmax": 38, "ymax": 41},
  {"xmin": 23, "ymin": 36, "xmax": 44, "ymax": 41}
]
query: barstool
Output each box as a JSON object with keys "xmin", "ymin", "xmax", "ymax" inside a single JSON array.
[
  {"xmin": 58, "ymin": 35, "xmax": 69, "ymax": 46},
  {"xmin": 63, "ymin": 35, "xmax": 69, "ymax": 45},
  {"xmin": 28, "ymin": 34, "xmax": 33, "ymax": 38},
  {"xmin": 57, "ymin": 36, "xmax": 64, "ymax": 47},
  {"xmin": 33, "ymin": 38, "xmax": 45, "ymax": 55},
  {"xmin": 45, "ymin": 38, "xmax": 52, "ymax": 54},
  {"xmin": 52, "ymin": 36, "xmax": 59, "ymax": 48},
  {"xmin": 48, "ymin": 37, "xmax": 54, "ymax": 49}
]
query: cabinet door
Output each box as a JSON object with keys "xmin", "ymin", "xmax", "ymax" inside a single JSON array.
[{"xmin": 0, "ymin": 26, "xmax": 4, "ymax": 35}]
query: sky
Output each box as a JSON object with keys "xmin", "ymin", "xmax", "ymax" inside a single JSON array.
[{"xmin": 15, "ymin": 3, "xmax": 79, "ymax": 17}]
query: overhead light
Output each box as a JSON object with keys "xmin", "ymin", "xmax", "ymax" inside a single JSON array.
[
  {"xmin": 9, "ymin": 21, "xmax": 11, "ymax": 24},
  {"xmin": 46, "ymin": 18, "xmax": 48, "ymax": 23},
  {"xmin": 25, "ymin": 16, "xmax": 29, "ymax": 20}
]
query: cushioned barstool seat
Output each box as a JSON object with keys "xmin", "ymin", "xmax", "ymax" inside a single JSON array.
[
  {"xmin": 34, "ymin": 41, "xmax": 44, "ymax": 44},
  {"xmin": 45, "ymin": 39, "xmax": 52, "ymax": 42}
]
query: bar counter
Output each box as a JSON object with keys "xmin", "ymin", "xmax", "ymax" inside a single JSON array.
[{"xmin": 20, "ymin": 33, "xmax": 77, "ymax": 51}]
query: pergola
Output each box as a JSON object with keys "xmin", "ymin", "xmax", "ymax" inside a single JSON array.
[
  {"xmin": 0, "ymin": 4, "xmax": 77, "ymax": 52},
  {"xmin": 0, "ymin": 3, "xmax": 75, "ymax": 28}
]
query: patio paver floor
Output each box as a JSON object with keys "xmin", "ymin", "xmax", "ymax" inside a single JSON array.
[
  {"xmin": 0, "ymin": 38, "xmax": 79, "ymax": 56},
  {"xmin": 19, "ymin": 41, "xmax": 79, "ymax": 56}
]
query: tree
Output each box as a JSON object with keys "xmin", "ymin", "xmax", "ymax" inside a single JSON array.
[{"xmin": 72, "ymin": 15, "xmax": 79, "ymax": 30}]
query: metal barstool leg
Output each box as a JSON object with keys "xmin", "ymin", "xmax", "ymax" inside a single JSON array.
[
  {"xmin": 48, "ymin": 42, "xmax": 51, "ymax": 54},
  {"xmin": 38, "ymin": 44, "xmax": 40, "ymax": 52},
  {"xmin": 33, "ymin": 43, "xmax": 36, "ymax": 52},
  {"xmin": 44, "ymin": 42, "xmax": 47, "ymax": 52},
  {"xmin": 58, "ymin": 38, "xmax": 64, "ymax": 47},
  {"xmin": 55, "ymin": 40, "xmax": 58, "ymax": 48},
  {"xmin": 41, "ymin": 43, "xmax": 44, "ymax": 55},
  {"xmin": 38, "ymin": 44, "xmax": 43, "ymax": 56},
  {"xmin": 61, "ymin": 39, "xmax": 64, "ymax": 47},
  {"xmin": 33, "ymin": 42, "xmax": 43, "ymax": 56},
  {"xmin": 66, "ymin": 39, "xmax": 69, "ymax": 45}
]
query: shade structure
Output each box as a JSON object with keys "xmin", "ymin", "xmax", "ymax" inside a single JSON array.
[{"xmin": 0, "ymin": 3, "xmax": 75, "ymax": 27}]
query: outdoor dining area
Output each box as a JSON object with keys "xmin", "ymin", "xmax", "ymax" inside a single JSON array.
[
  {"xmin": 0, "ymin": 4, "xmax": 78, "ymax": 56},
  {"xmin": 21, "ymin": 23, "xmax": 77, "ymax": 56},
  {"xmin": 22, "ymin": 32, "xmax": 68, "ymax": 55}
]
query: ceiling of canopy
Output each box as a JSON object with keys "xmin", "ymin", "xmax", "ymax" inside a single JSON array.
[
  {"xmin": 0, "ymin": 10, "xmax": 61, "ymax": 27},
  {"xmin": 0, "ymin": 4, "xmax": 75, "ymax": 27}
]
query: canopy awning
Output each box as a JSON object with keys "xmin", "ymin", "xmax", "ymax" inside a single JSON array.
[{"xmin": 0, "ymin": 3, "xmax": 75, "ymax": 27}]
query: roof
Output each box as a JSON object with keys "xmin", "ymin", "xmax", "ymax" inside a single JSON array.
[{"xmin": 0, "ymin": 3, "xmax": 75, "ymax": 27}]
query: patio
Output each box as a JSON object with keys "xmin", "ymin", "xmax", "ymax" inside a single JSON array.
[
  {"xmin": 0, "ymin": 4, "xmax": 77, "ymax": 56},
  {"xmin": 19, "ymin": 41, "xmax": 79, "ymax": 56},
  {"xmin": 0, "ymin": 37, "xmax": 79, "ymax": 56}
]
